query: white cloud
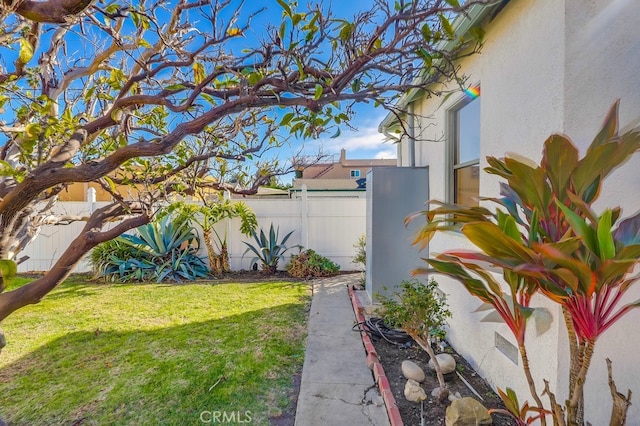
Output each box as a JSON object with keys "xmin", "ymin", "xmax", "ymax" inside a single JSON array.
[
  {"xmin": 375, "ymin": 149, "xmax": 396, "ymax": 159},
  {"xmin": 330, "ymin": 126, "xmax": 386, "ymax": 150},
  {"xmin": 291, "ymin": 110, "xmax": 398, "ymax": 159},
  {"xmin": 305, "ymin": 125, "xmax": 395, "ymax": 154}
]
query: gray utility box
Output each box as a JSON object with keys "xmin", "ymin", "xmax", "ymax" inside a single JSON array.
[{"xmin": 365, "ymin": 166, "xmax": 429, "ymax": 301}]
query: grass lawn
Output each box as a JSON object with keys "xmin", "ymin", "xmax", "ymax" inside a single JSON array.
[{"xmin": 0, "ymin": 275, "xmax": 310, "ymax": 425}]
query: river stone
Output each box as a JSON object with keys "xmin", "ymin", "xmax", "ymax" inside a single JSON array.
[
  {"xmin": 402, "ymin": 360, "xmax": 425, "ymax": 382},
  {"xmin": 429, "ymin": 386, "xmax": 459, "ymax": 401},
  {"xmin": 427, "ymin": 353, "xmax": 456, "ymax": 374},
  {"xmin": 445, "ymin": 397, "xmax": 492, "ymax": 426},
  {"xmin": 448, "ymin": 391, "xmax": 462, "ymax": 402},
  {"xmin": 404, "ymin": 379, "xmax": 427, "ymax": 403}
]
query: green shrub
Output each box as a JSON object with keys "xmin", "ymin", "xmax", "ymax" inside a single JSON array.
[
  {"xmin": 378, "ymin": 279, "xmax": 452, "ymax": 399},
  {"xmin": 286, "ymin": 249, "xmax": 340, "ymax": 278},
  {"xmin": 352, "ymin": 234, "xmax": 366, "ymax": 270}
]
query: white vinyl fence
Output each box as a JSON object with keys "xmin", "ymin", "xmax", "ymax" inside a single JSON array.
[{"xmin": 18, "ymin": 191, "xmax": 366, "ymax": 274}]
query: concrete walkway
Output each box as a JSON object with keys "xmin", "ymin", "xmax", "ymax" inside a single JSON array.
[{"xmin": 295, "ymin": 275, "xmax": 390, "ymax": 426}]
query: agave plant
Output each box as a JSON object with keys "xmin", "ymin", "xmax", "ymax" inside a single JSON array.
[
  {"xmin": 410, "ymin": 101, "xmax": 640, "ymax": 425},
  {"xmin": 242, "ymin": 223, "xmax": 295, "ymax": 274},
  {"xmin": 120, "ymin": 215, "xmax": 198, "ymax": 258},
  {"xmin": 92, "ymin": 215, "xmax": 207, "ymax": 282}
]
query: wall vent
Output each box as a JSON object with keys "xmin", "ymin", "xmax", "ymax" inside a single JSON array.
[{"xmin": 495, "ymin": 332, "xmax": 518, "ymax": 365}]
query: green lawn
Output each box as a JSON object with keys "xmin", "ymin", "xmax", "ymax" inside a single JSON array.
[{"xmin": 0, "ymin": 275, "xmax": 310, "ymax": 425}]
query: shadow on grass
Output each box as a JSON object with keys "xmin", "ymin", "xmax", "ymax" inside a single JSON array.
[{"xmin": 0, "ymin": 303, "xmax": 307, "ymax": 426}]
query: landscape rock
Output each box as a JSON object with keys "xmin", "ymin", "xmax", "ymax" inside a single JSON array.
[
  {"xmin": 445, "ymin": 397, "xmax": 492, "ymax": 426},
  {"xmin": 404, "ymin": 379, "xmax": 427, "ymax": 403},
  {"xmin": 427, "ymin": 353, "xmax": 457, "ymax": 374},
  {"xmin": 430, "ymin": 386, "xmax": 456, "ymax": 400},
  {"xmin": 401, "ymin": 360, "xmax": 426, "ymax": 382},
  {"xmin": 448, "ymin": 391, "xmax": 462, "ymax": 402}
]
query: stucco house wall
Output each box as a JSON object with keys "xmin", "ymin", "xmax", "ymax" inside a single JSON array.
[{"xmin": 388, "ymin": 0, "xmax": 640, "ymax": 423}]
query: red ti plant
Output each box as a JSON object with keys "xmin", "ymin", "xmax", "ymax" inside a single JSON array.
[
  {"xmin": 409, "ymin": 101, "xmax": 640, "ymax": 425},
  {"xmin": 489, "ymin": 387, "xmax": 551, "ymax": 426}
]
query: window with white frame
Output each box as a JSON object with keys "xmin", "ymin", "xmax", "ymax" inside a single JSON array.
[
  {"xmin": 350, "ymin": 170, "xmax": 361, "ymax": 178},
  {"xmin": 451, "ymin": 94, "xmax": 480, "ymax": 207}
]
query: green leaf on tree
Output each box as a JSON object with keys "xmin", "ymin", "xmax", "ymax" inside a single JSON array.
[
  {"xmin": 0, "ymin": 259, "xmax": 17, "ymax": 292},
  {"xmin": 276, "ymin": 0, "xmax": 292, "ymax": 17},
  {"xmin": 280, "ymin": 112, "xmax": 294, "ymax": 127},
  {"xmin": 439, "ymin": 14, "xmax": 455, "ymax": 39},
  {"xmin": 193, "ymin": 62, "xmax": 206, "ymax": 84},
  {"xmin": 421, "ymin": 24, "xmax": 432, "ymax": 43},
  {"xmin": 18, "ymin": 39, "xmax": 34, "ymax": 63}
]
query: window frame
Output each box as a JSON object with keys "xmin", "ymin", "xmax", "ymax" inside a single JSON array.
[
  {"xmin": 446, "ymin": 92, "xmax": 480, "ymax": 206},
  {"xmin": 350, "ymin": 169, "xmax": 361, "ymax": 178}
]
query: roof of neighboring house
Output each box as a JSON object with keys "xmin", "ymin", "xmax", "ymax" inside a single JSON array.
[
  {"xmin": 340, "ymin": 158, "xmax": 396, "ymax": 167},
  {"xmin": 300, "ymin": 149, "xmax": 396, "ymax": 179},
  {"xmin": 292, "ymin": 178, "xmax": 363, "ymax": 190},
  {"xmin": 230, "ymin": 186, "xmax": 290, "ymax": 198}
]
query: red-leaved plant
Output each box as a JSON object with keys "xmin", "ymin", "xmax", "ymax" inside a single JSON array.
[{"xmin": 408, "ymin": 101, "xmax": 640, "ymax": 425}]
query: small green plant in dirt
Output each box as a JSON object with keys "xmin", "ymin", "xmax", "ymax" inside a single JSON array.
[
  {"xmin": 352, "ymin": 234, "xmax": 366, "ymax": 286},
  {"xmin": 352, "ymin": 234, "xmax": 366, "ymax": 270},
  {"xmin": 378, "ymin": 279, "xmax": 452, "ymax": 401},
  {"xmin": 489, "ymin": 387, "xmax": 549, "ymax": 426},
  {"xmin": 243, "ymin": 223, "xmax": 295, "ymax": 274},
  {"xmin": 286, "ymin": 249, "xmax": 340, "ymax": 278},
  {"xmin": 91, "ymin": 215, "xmax": 208, "ymax": 282}
]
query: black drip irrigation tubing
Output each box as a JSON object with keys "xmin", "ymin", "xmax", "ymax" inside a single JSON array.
[{"xmin": 353, "ymin": 317, "xmax": 413, "ymax": 346}]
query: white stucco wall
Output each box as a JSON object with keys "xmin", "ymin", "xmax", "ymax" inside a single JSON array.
[
  {"xmin": 396, "ymin": 0, "xmax": 640, "ymax": 423},
  {"xmin": 561, "ymin": 1, "xmax": 640, "ymax": 424}
]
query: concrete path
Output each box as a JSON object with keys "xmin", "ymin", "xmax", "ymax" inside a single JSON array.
[{"xmin": 295, "ymin": 274, "xmax": 390, "ymax": 426}]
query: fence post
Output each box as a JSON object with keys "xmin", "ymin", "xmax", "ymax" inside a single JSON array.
[
  {"xmin": 301, "ymin": 184, "xmax": 309, "ymax": 249},
  {"xmin": 87, "ymin": 187, "xmax": 96, "ymax": 214}
]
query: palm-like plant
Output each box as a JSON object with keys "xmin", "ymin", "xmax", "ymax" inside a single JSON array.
[
  {"xmin": 410, "ymin": 101, "xmax": 640, "ymax": 425},
  {"xmin": 161, "ymin": 200, "xmax": 257, "ymax": 275},
  {"xmin": 243, "ymin": 223, "xmax": 295, "ymax": 274}
]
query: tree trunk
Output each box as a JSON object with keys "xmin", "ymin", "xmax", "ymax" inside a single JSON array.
[
  {"xmin": 519, "ymin": 342, "xmax": 547, "ymax": 426},
  {"xmin": 202, "ymin": 229, "xmax": 221, "ymax": 275},
  {"xmin": 409, "ymin": 332, "xmax": 449, "ymax": 402},
  {"xmin": 543, "ymin": 380, "xmax": 566, "ymax": 426},
  {"xmin": 566, "ymin": 340, "xmax": 595, "ymax": 426},
  {"xmin": 607, "ymin": 358, "xmax": 632, "ymax": 426},
  {"xmin": 562, "ymin": 307, "xmax": 584, "ymax": 426},
  {"xmin": 221, "ymin": 242, "xmax": 230, "ymax": 273},
  {"xmin": 0, "ymin": 327, "xmax": 5, "ymax": 355}
]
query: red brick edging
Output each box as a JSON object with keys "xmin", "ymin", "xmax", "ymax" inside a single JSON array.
[{"xmin": 348, "ymin": 286, "xmax": 404, "ymax": 426}]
